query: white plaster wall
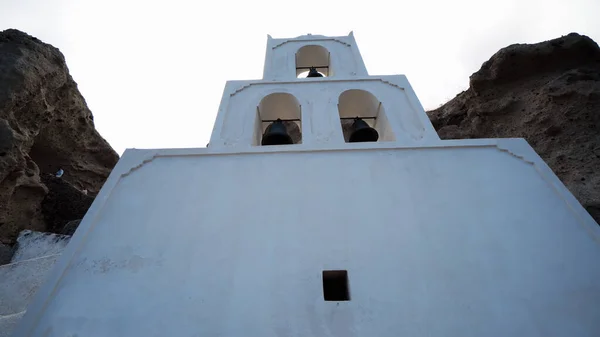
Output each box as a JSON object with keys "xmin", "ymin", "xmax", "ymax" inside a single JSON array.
[
  {"xmin": 16, "ymin": 139, "xmax": 600, "ymax": 337},
  {"xmin": 210, "ymin": 75, "xmax": 438, "ymax": 148},
  {"xmin": 0, "ymin": 312, "xmax": 24, "ymax": 337},
  {"xmin": 0, "ymin": 254, "xmax": 60, "ymax": 316},
  {"xmin": 263, "ymin": 33, "xmax": 368, "ymax": 80}
]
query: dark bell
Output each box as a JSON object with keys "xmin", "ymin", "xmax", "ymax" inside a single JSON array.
[
  {"xmin": 261, "ymin": 119, "xmax": 294, "ymax": 146},
  {"xmin": 349, "ymin": 117, "xmax": 379, "ymax": 142},
  {"xmin": 307, "ymin": 67, "xmax": 323, "ymax": 78}
]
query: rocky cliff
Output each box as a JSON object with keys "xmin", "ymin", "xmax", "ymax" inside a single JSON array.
[
  {"xmin": 428, "ymin": 33, "xmax": 600, "ymax": 224},
  {"xmin": 0, "ymin": 29, "xmax": 118, "ymax": 245}
]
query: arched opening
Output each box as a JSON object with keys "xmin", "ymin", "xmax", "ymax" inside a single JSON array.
[
  {"xmin": 255, "ymin": 93, "xmax": 302, "ymax": 145},
  {"xmin": 338, "ymin": 89, "xmax": 395, "ymax": 142},
  {"xmin": 296, "ymin": 45, "xmax": 330, "ymax": 78}
]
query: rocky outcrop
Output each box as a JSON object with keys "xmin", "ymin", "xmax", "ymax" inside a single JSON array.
[
  {"xmin": 428, "ymin": 33, "xmax": 600, "ymax": 224},
  {"xmin": 0, "ymin": 29, "xmax": 118, "ymax": 244}
]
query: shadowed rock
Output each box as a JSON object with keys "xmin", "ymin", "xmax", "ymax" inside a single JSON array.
[
  {"xmin": 428, "ymin": 33, "xmax": 600, "ymax": 224},
  {"xmin": 0, "ymin": 29, "xmax": 118, "ymax": 244}
]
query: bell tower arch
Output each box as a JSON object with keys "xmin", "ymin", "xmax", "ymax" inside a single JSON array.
[
  {"xmin": 263, "ymin": 32, "xmax": 369, "ymax": 80},
  {"xmin": 209, "ymin": 32, "xmax": 439, "ymax": 148},
  {"xmin": 295, "ymin": 45, "xmax": 330, "ymax": 78}
]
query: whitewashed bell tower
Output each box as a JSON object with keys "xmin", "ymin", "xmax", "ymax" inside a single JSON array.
[
  {"xmin": 209, "ymin": 32, "xmax": 439, "ymax": 149},
  {"xmin": 15, "ymin": 33, "xmax": 600, "ymax": 337}
]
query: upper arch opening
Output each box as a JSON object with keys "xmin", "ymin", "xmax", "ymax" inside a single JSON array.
[{"xmin": 295, "ymin": 45, "xmax": 330, "ymax": 78}]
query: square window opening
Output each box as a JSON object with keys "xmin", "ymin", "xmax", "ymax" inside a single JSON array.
[{"xmin": 322, "ymin": 270, "xmax": 350, "ymax": 301}]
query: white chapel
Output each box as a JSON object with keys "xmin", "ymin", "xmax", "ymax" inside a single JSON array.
[{"xmin": 13, "ymin": 32, "xmax": 600, "ymax": 337}]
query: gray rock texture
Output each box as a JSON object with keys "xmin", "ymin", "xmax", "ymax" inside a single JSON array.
[
  {"xmin": 0, "ymin": 243, "xmax": 12, "ymax": 265},
  {"xmin": 428, "ymin": 33, "xmax": 600, "ymax": 224},
  {"xmin": 60, "ymin": 219, "xmax": 81, "ymax": 236},
  {"xmin": 11, "ymin": 230, "xmax": 70, "ymax": 263},
  {"xmin": 0, "ymin": 29, "xmax": 118, "ymax": 244}
]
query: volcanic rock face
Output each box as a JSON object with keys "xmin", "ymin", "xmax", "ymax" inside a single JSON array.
[
  {"xmin": 428, "ymin": 33, "xmax": 600, "ymax": 224},
  {"xmin": 0, "ymin": 29, "xmax": 118, "ymax": 244}
]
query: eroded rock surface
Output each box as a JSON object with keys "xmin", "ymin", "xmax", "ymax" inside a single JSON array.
[
  {"xmin": 0, "ymin": 29, "xmax": 118, "ymax": 244},
  {"xmin": 428, "ymin": 33, "xmax": 600, "ymax": 224}
]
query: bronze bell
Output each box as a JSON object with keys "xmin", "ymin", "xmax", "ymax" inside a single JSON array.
[
  {"xmin": 261, "ymin": 119, "xmax": 294, "ymax": 146},
  {"xmin": 349, "ymin": 117, "xmax": 379, "ymax": 142},
  {"xmin": 307, "ymin": 67, "xmax": 323, "ymax": 78}
]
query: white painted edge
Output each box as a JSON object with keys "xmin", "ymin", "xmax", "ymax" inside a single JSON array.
[
  {"xmin": 0, "ymin": 311, "xmax": 26, "ymax": 320},
  {"xmin": 228, "ymin": 76, "xmax": 408, "ymax": 97},
  {"xmin": 496, "ymin": 139, "xmax": 600, "ymax": 242},
  {"xmin": 271, "ymin": 37, "xmax": 351, "ymax": 49},
  {"xmin": 13, "ymin": 138, "xmax": 600, "ymax": 336}
]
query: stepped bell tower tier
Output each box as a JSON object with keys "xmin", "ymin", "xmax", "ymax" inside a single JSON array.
[{"xmin": 15, "ymin": 33, "xmax": 600, "ymax": 337}]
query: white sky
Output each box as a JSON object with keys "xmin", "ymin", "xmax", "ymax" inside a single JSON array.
[{"xmin": 1, "ymin": 0, "xmax": 599, "ymax": 155}]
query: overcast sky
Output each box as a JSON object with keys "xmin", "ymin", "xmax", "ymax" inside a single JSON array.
[{"xmin": 1, "ymin": 0, "xmax": 599, "ymax": 154}]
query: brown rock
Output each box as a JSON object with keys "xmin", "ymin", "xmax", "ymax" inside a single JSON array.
[
  {"xmin": 0, "ymin": 29, "xmax": 118, "ymax": 244},
  {"xmin": 428, "ymin": 33, "xmax": 600, "ymax": 224}
]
